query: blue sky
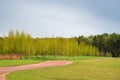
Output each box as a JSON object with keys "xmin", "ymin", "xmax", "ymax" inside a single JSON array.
[{"xmin": 0, "ymin": 0, "xmax": 120, "ymax": 37}]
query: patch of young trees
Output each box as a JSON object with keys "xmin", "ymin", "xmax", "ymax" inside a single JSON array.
[
  {"xmin": 0, "ymin": 30, "xmax": 99, "ymax": 58},
  {"xmin": 0, "ymin": 30, "xmax": 119, "ymax": 58}
]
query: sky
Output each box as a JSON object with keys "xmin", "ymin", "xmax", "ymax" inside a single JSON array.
[{"xmin": 0, "ymin": 0, "xmax": 120, "ymax": 38}]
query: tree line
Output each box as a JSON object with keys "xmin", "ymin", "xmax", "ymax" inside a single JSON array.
[
  {"xmin": 0, "ymin": 30, "xmax": 119, "ymax": 58},
  {"xmin": 78, "ymin": 33, "xmax": 120, "ymax": 57}
]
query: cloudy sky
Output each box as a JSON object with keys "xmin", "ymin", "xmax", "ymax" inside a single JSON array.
[{"xmin": 0, "ymin": 0, "xmax": 120, "ymax": 37}]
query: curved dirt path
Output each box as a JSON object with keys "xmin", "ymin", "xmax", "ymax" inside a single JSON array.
[{"xmin": 0, "ymin": 60, "xmax": 72, "ymax": 80}]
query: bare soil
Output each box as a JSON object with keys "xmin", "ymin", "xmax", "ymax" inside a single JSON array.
[{"xmin": 0, "ymin": 60, "xmax": 72, "ymax": 80}]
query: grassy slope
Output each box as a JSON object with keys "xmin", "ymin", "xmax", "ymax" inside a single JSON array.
[
  {"xmin": 6, "ymin": 58, "xmax": 120, "ymax": 80},
  {"xmin": 0, "ymin": 60, "xmax": 43, "ymax": 67}
]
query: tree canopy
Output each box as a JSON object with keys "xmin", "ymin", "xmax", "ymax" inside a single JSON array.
[{"xmin": 0, "ymin": 30, "xmax": 120, "ymax": 58}]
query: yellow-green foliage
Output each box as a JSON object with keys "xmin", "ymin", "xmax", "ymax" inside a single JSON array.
[{"xmin": 0, "ymin": 30, "xmax": 99, "ymax": 57}]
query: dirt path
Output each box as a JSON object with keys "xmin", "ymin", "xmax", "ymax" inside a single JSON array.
[{"xmin": 0, "ymin": 60, "xmax": 72, "ymax": 80}]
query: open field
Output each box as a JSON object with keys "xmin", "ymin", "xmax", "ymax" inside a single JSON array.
[
  {"xmin": 0, "ymin": 60, "xmax": 43, "ymax": 67},
  {"xmin": 0, "ymin": 56, "xmax": 100, "ymax": 67},
  {"xmin": 6, "ymin": 58, "xmax": 120, "ymax": 80},
  {"xmin": 27, "ymin": 56, "xmax": 102, "ymax": 60},
  {"xmin": 0, "ymin": 60, "xmax": 72, "ymax": 80}
]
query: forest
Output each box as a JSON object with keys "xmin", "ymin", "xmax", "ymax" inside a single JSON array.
[{"xmin": 0, "ymin": 30, "xmax": 120, "ymax": 59}]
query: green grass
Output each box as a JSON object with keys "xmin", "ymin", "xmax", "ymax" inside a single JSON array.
[
  {"xmin": 6, "ymin": 58, "xmax": 120, "ymax": 80},
  {"xmin": 26, "ymin": 55, "xmax": 102, "ymax": 60},
  {"xmin": 0, "ymin": 56, "xmax": 100, "ymax": 67},
  {"xmin": 0, "ymin": 60, "xmax": 43, "ymax": 67},
  {"xmin": 0, "ymin": 56, "xmax": 99, "ymax": 67}
]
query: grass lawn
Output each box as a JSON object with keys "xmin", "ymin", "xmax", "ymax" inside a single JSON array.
[
  {"xmin": 6, "ymin": 57, "xmax": 120, "ymax": 80},
  {"xmin": 0, "ymin": 56, "xmax": 100, "ymax": 67},
  {"xmin": 30, "ymin": 56, "xmax": 101, "ymax": 60},
  {"xmin": 0, "ymin": 60, "xmax": 43, "ymax": 67}
]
